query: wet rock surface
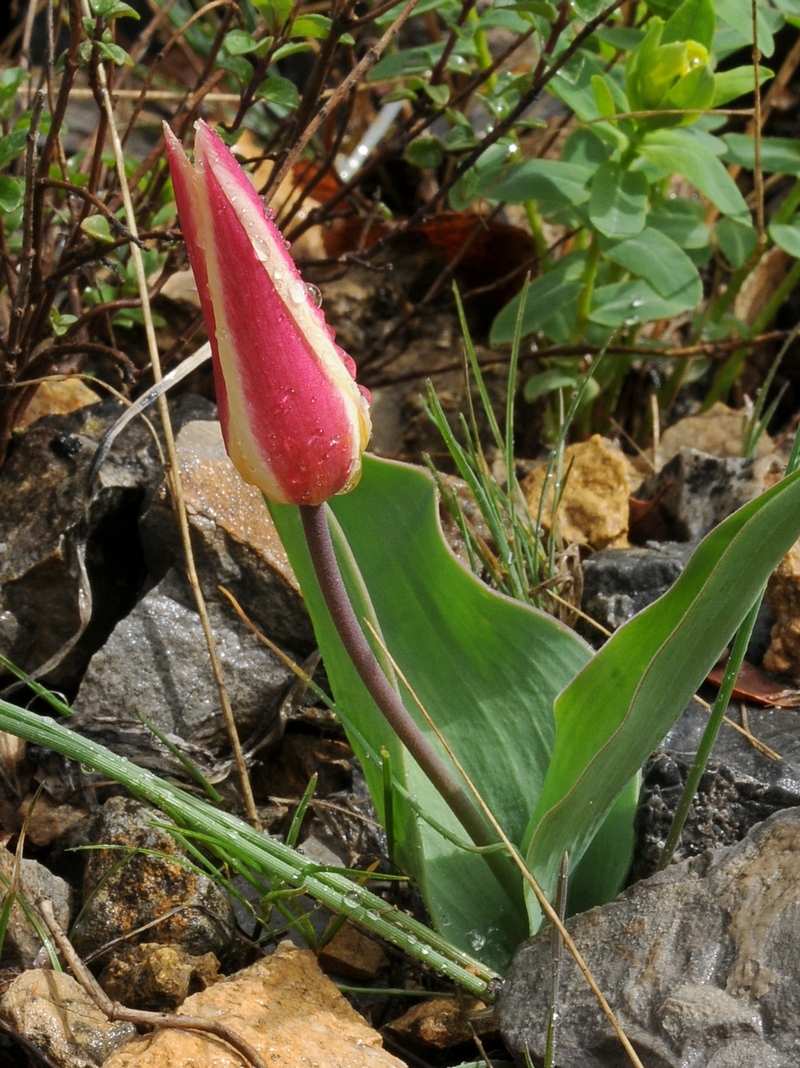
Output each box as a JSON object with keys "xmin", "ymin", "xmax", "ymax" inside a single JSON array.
[
  {"xmin": 0, "ymin": 969, "xmax": 137, "ymax": 1068},
  {"xmin": 69, "ymin": 566, "xmax": 293, "ymax": 755},
  {"xmin": 499, "ymin": 808, "xmax": 800, "ymax": 1068},
  {"xmin": 633, "ymin": 697, "xmax": 800, "ymax": 879},
  {"xmin": 70, "ymin": 796, "xmax": 234, "ymax": 960}
]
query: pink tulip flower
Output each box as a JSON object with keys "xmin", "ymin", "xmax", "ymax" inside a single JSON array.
[{"xmin": 164, "ymin": 120, "xmax": 371, "ymax": 506}]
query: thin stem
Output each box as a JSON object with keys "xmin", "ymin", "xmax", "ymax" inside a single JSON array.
[{"xmin": 298, "ymin": 505, "xmax": 505, "ymax": 862}]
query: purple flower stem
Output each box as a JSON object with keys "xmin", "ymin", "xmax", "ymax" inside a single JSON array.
[{"xmin": 300, "ymin": 503, "xmax": 504, "ymax": 860}]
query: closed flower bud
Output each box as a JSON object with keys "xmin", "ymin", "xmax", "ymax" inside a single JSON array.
[{"xmin": 164, "ymin": 120, "xmax": 371, "ymax": 506}]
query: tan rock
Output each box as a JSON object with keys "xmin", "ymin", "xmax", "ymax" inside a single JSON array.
[
  {"xmin": 764, "ymin": 542, "xmax": 800, "ymax": 681},
  {"xmin": 18, "ymin": 791, "xmax": 90, "ymax": 848},
  {"xmin": 174, "ymin": 420, "xmax": 298, "ymax": 592},
  {"xmin": 0, "ymin": 969, "xmax": 136, "ymax": 1067},
  {"xmin": 658, "ymin": 401, "xmax": 774, "ymax": 466},
  {"xmin": 103, "ymin": 940, "xmax": 406, "ymax": 1068},
  {"xmin": 384, "ymin": 996, "xmax": 496, "ymax": 1051},
  {"xmin": 16, "ymin": 377, "xmax": 101, "ymax": 431},
  {"xmin": 522, "ymin": 435, "xmax": 631, "ymax": 550},
  {"xmin": 317, "ymin": 920, "xmax": 390, "ymax": 981}
]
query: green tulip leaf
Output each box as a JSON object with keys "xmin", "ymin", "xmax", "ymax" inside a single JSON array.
[
  {"xmin": 523, "ymin": 465, "xmax": 800, "ymax": 928},
  {"xmin": 270, "ymin": 456, "xmax": 593, "ymax": 969}
]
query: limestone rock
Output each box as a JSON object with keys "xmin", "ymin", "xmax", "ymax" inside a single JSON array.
[
  {"xmin": 317, "ymin": 921, "xmax": 389, "ymax": 981},
  {"xmin": 522, "ymin": 435, "xmax": 632, "ymax": 550},
  {"xmin": 658, "ymin": 401, "xmax": 774, "ymax": 465},
  {"xmin": 498, "ymin": 808, "xmax": 800, "ymax": 1068},
  {"xmin": 15, "ymin": 377, "xmax": 102, "ymax": 431},
  {"xmin": 70, "ymin": 797, "xmax": 234, "ymax": 960},
  {"xmin": 384, "ymin": 997, "xmax": 496, "ymax": 1052},
  {"xmin": 580, "ymin": 542, "xmax": 696, "ymax": 641},
  {"xmin": 103, "ymin": 940, "xmax": 406, "ymax": 1068},
  {"xmin": 0, "ymin": 969, "xmax": 136, "ymax": 1067}
]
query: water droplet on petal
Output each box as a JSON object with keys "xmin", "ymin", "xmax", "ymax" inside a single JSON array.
[
  {"xmin": 289, "ymin": 280, "xmax": 306, "ymax": 303},
  {"xmin": 306, "ymin": 283, "xmax": 323, "ymax": 307},
  {"xmin": 265, "ymin": 205, "xmax": 276, "ymax": 220},
  {"xmin": 282, "ymin": 237, "xmax": 291, "ymax": 250}
]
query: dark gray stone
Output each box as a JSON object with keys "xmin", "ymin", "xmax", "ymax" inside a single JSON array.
[
  {"xmin": 580, "ymin": 542, "xmax": 696, "ymax": 641},
  {"xmin": 633, "ymin": 697, "xmax": 800, "ymax": 880},
  {"xmin": 498, "ymin": 809, "xmax": 800, "ymax": 1068},
  {"xmin": 71, "ymin": 796, "xmax": 234, "ymax": 960},
  {"xmin": 635, "ymin": 447, "xmax": 780, "ymax": 542},
  {"xmin": 69, "ymin": 567, "xmax": 293, "ymax": 756}
]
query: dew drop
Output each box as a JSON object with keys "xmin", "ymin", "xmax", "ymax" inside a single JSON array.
[
  {"xmin": 306, "ymin": 283, "xmax": 323, "ymax": 307},
  {"xmin": 282, "ymin": 237, "xmax": 291, "ymax": 251},
  {"xmin": 265, "ymin": 206, "xmax": 276, "ymax": 220},
  {"xmin": 343, "ymin": 889, "xmax": 360, "ymax": 909}
]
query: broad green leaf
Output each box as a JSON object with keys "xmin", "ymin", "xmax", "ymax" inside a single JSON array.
[
  {"xmin": 589, "ymin": 277, "xmax": 694, "ymax": 326},
  {"xmin": 717, "ymin": 217, "xmax": 758, "ymax": 268},
  {"xmin": 523, "ymin": 465, "xmax": 800, "ymax": 927},
  {"xmin": 271, "ymin": 457, "xmax": 592, "ymax": 968},
  {"xmin": 640, "ymin": 129, "xmax": 750, "ymax": 221},
  {"xmin": 562, "ymin": 128, "xmax": 613, "ymax": 169},
  {"xmin": 769, "ymin": 217, "xmax": 800, "ymax": 258},
  {"xmin": 714, "ymin": 0, "xmax": 777, "ymax": 57},
  {"xmin": 601, "ymin": 227, "xmax": 701, "ymax": 303},
  {"xmin": 713, "ymin": 66, "xmax": 773, "ymax": 107},
  {"xmin": 723, "ymin": 134, "xmax": 800, "ymax": 175},
  {"xmin": 0, "ymin": 129, "xmax": 27, "ymax": 170},
  {"xmin": 449, "ymin": 142, "xmax": 519, "ymax": 210},
  {"xmin": 648, "ymin": 197, "xmax": 710, "ymax": 249},
  {"xmin": 589, "ymin": 162, "xmax": 648, "ymax": 239},
  {"xmin": 291, "ymin": 13, "xmax": 333, "ymax": 38},
  {"xmin": 255, "ymin": 75, "xmax": 300, "ymax": 109},
  {"xmin": 487, "ymin": 158, "xmax": 593, "ymax": 208},
  {"xmin": 223, "ymin": 29, "xmax": 258, "ymax": 55},
  {"xmin": 490, "ymin": 252, "xmax": 587, "ymax": 343},
  {"xmin": 523, "ymin": 369, "xmax": 579, "ymax": 401},
  {"xmin": 591, "ymin": 74, "xmax": 617, "ymax": 118},
  {"xmin": 661, "ymin": 0, "xmax": 715, "ymax": 50}
]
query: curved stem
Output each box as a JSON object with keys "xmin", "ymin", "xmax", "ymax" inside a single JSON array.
[{"xmin": 299, "ymin": 504, "xmax": 500, "ymax": 856}]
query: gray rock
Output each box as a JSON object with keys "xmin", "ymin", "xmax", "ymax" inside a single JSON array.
[
  {"xmin": 498, "ymin": 808, "xmax": 800, "ymax": 1068},
  {"xmin": 70, "ymin": 566, "xmax": 292, "ymax": 756},
  {"xmin": 635, "ymin": 447, "xmax": 781, "ymax": 542},
  {"xmin": 70, "ymin": 796, "xmax": 234, "ymax": 960},
  {"xmin": 0, "ymin": 849, "xmax": 72, "ymax": 969},
  {"xmin": 580, "ymin": 542, "xmax": 696, "ymax": 641},
  {"xmin": 139, "ymin": 419, "xmax": 314, "ymax": 650},
  {"xmin": 0, "ymin": 969, "xmax": 137, "ymax": 1067}
]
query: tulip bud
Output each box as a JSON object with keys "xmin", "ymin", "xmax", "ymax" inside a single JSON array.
[{"xmin": 164, "ymin": 120, "xmax": 371, "ymax": 506}]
